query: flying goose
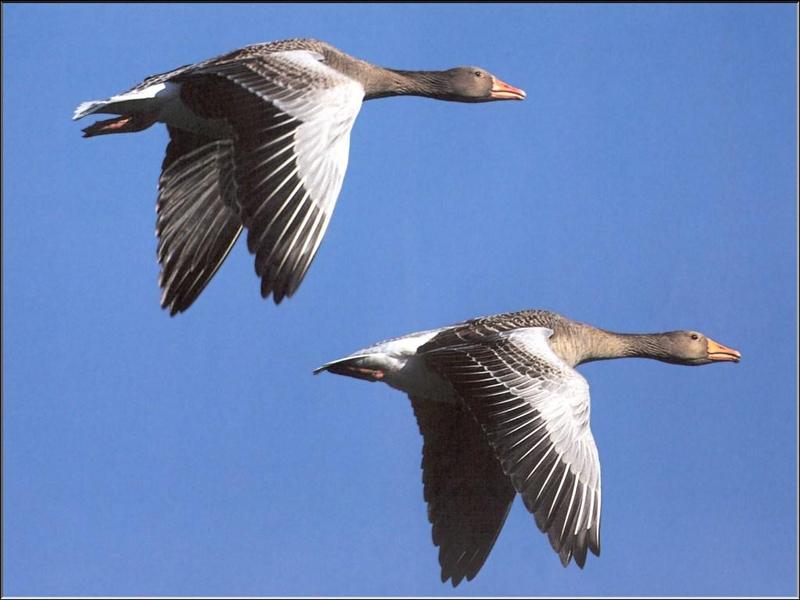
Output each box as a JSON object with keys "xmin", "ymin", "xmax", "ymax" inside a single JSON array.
[
  {"xmin": 73, "ymin": 38, "xmax": 525, "ymax": 314},
  {"xmin": 315, "ymin": 309, "xmax": 741, "ymax": 585}
]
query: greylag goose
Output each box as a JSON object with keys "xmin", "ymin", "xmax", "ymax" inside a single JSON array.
[
  {"xmin": 73, "ymin": 39, "xmax": 525, "ymax": 315},
  {"xmin": 314, "ymin": 309, "xmax": 741, "ymax": 585}
]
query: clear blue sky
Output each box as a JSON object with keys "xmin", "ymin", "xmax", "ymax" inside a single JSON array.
[{"xmin": 3, "ymin": 4, "xmax": 797, "ymax": 596}]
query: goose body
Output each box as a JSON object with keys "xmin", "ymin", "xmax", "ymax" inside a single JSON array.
[
  {"xmin": 73, "ymin": 39, "xmax": 525, "ymax": 314},
  {"xmin": 315, "ymin": 309, "xmax": 741, "ymax": 585}
]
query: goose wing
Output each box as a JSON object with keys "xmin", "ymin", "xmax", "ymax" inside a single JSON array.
[
  {"xmin": 182, "ymin": 49, "xmax": 364, "ymax": 302},
  {"xmin": 409, "ymin": 396, "xmax": 515, "ymax": 586},
  {"xmin": 422, "ymin": 327, "xmax": 602, "ymax": 568},
  {"xmin": 156, "ymin": 127, "xmax": 242, "ymax": 314}
]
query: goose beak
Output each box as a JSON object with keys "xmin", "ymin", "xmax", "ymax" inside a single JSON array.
[
  {"xmin": 706, "ymin": 338, "xmax": 741, "ymax": 362},
  {"xmin": 490, "ymin": 77, "xmax": 526, "ymax": 100}
]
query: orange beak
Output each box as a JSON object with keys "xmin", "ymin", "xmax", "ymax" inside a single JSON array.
[
  {"xmin": 706, "ymin": 338, "xmax": 741, "ymax": 362},
  {"xmin": 490, "ymin": 77, "xmax": 526, "ymax": 100}
]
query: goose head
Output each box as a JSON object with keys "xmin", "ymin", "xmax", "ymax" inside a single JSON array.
[
  {"xmin": 443, "ymin": 67, "xmax": 526, "ymax": 102},
  {"xmin": 658, "ymin": 331, "xmax": 741, "ymax": 365}
]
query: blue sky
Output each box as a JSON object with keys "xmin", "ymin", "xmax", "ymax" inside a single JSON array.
[{"xmin": 3, "ymin": 3, "xmax": 797, "ymax": 596}]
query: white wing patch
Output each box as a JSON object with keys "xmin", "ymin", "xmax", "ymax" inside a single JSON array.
[
  {"xmin": 258, "ymin": 51, "xmax": 364, "ymax": 221},
  {"xmin": 502, "ymin": 328, "xmax": 598, "ymax": 489}
]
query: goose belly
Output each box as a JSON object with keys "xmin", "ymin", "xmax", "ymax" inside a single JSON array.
[
  {"xmin": 364, "ymin": 329, "xmax": 459, "ymax": 403},
  {"xmin": 382, "ymin": 354, "xmax": 459, "ymax": 404}
]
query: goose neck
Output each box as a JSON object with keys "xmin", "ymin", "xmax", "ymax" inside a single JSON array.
[
  {"xmin": 575, "ymin": 329, "xmax": 672, "ymax": 365},
  {"xmin": 363, "ymin": 68, "xmax": 452, "ymax": 100}
]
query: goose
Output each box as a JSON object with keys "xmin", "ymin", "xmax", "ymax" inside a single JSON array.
[
  {"xmin": 73, "ymin": 39, "xmax": 525, "ymax": 315},
  {"xmin": 314, "ymin": 309, "xmax": 741, "ymax": 585}
]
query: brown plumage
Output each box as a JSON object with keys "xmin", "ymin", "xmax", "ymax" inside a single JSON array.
[
  {"xmin": 73, "ymin": 38, "xmax": 525, "ymax": 314},
  {"xmin": 316, "ymin": 309, "xmax": 741, "ymax": 585}
]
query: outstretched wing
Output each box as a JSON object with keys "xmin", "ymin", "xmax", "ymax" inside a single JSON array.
[
  {"xmin": 423, "ymin": 327, "xmax": 602, "ymax": 568},
  {"xmin": 184, "ymin": 50, "xmax": 364, "ymax": 303},
  {"xmin": 409, "ymin": 396, "xmax": 516, "ymax": 586},
  {"xmin": 156, "ymin": 127, "xmax": 242, "ymax": 315}
]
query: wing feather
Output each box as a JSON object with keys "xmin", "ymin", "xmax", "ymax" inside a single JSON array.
[
  {"xmin": 155, "ymin": 127, "xmax": 242, "ymax": 315},
  {"xmin": 422, "ymin": 327, "xmax": 602, "ymax": 568},
  {"xmin": 180, "ymin": 50, "xmax": 363, "ymax": 302},
  {"xmin": 409, "ymin": 396, "xmax": 515, "ymax": 586}
]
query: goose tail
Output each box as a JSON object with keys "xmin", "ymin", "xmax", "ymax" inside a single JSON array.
[
  {"xmin": 80, "ymin": 112, "xmax": 159, "ymax": 138},
  {"xmin": 313, "ymin": 354, "xmax": 387, "ymax": 382},
  {"xmin": 73, "ymin": 99, "xmax": 107, "ymax": 120}
]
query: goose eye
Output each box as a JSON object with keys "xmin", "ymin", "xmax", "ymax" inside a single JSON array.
[
  {"xmin": 691, "ymin": 333, "xmax": 699, "ymax": 340},
  {"xmin": 474, "ymin": 71, "xmax": 483, "ymax": 78}
]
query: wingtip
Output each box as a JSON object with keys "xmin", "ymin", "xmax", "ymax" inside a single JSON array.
[
  {"xmin": 160, "ymin": 291, "xmax": 188, "ymax": 317},
  {"xmin": 161, "ymin": 302, "xmax": 182, "ymax": 318},
  {"xmin": 440, "ymin": 571, "xmax": 464, "ymax": 588},
  {"xmin": 559, "ymin": 549, "xmax": 572, "ymax": 567},
  {"xmin": 589, "ymin": 528, "xmax": 600, "ymax": 557}
]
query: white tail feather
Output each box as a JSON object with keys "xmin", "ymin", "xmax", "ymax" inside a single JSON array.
[{"xmin": 73, "ymin": 100, "xmax": 106, "ymax": 120}]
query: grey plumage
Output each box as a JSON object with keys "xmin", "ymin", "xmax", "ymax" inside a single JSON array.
[
  {"xmin": 316, "ymin": 309, "xmax": 740, "ymax": 585},
  {"xmin": 74, "ymin": 38, "xmax": 524, "ymax": 314}
]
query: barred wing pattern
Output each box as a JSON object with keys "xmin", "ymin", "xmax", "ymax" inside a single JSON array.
[
  {"xmin": 423, "ymin": 327, "xmax": 602, "ymax": 568},
  {"xmin": 410, "ymin": 396, "xmax": 516, "ymax": 586},
  {"xmin": 191, "ymin": 50, "xmax": 364, "ymax": 303},
  {"xmin": 156, "ymin": 127, "xmax": 242, "ymax": 315}
]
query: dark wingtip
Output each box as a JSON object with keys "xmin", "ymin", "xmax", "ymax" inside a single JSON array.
[
  {"xmin": 559, "ymin": 549, "xmax": 572, "ymax": 567},
  {"xmin": 161, "ymin": 293, "xmax": 189, "ymax": 317},
  {"xmin": 573, "ymin": 550, "xmax": 586, "ymax": 569},
  {"xmin": 589, "ymin": 528, "xmax": 600, "ymax": 556},
  {"xmin": 573, "ymin": 529, "xmax": 589, "ymax": 568},
  {"xmin": 162, "ymin": 304, "xmax": 180, "ymax": 317},
  {"xmin": 261, "ymin": 280, "xmax": 287, "ymax": 305},
  {"xmin": 270, "ymin": 281, "xmax": 299, "ymax": 305}
]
